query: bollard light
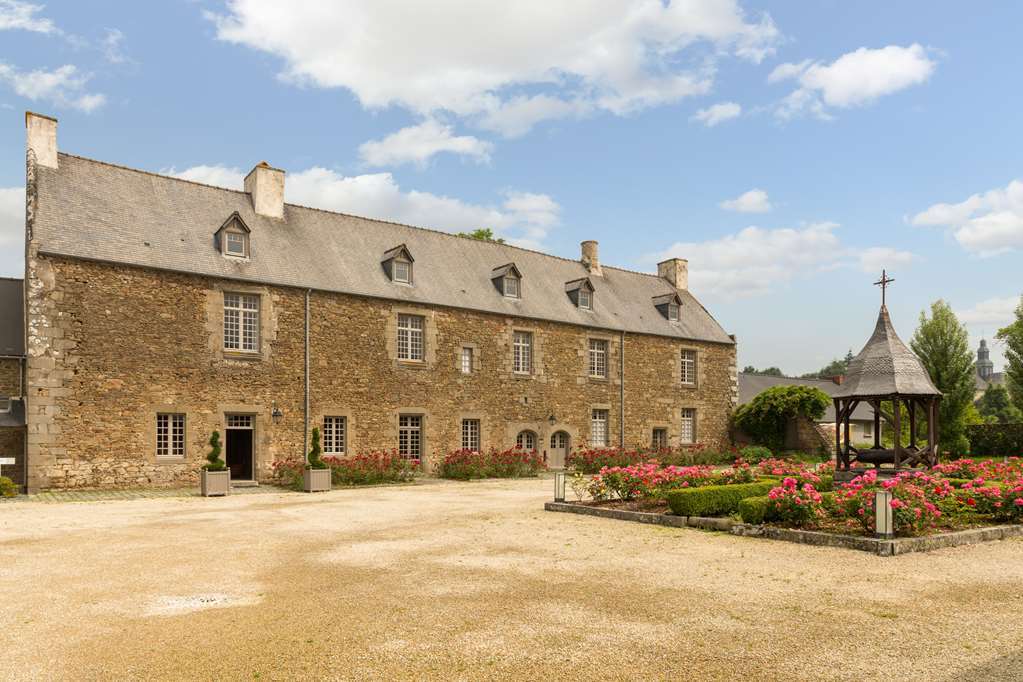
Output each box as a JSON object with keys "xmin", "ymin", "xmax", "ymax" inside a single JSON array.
[
  {"xmin": 875, "ymin": 489, "xmax": 894, "ymax": 539},
  {"xmin": 554, "ymin": 471, "xmax": 566, "ymax": 502}
]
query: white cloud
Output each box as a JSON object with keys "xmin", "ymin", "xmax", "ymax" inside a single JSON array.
[
  {"xmin": 720, "ymin": 188, "xmax": 771, "ymax": 213},
  {"xmin": 857, "ymin": 246, "xmax": 915, "ymax": 273},
  {"xmin": 101, "ymin": 28, "xmax": 129, "ymax": 64},
  {"xmin": 0, "ymin": 0, "xmax": 56, "ymax": 33},
  {"xmin": 956, "ymin": 296, "xmax": 1021, "ymax": 326},
  {"xmin": 690, "ymin": 101, "xmax": 741, "ymax": 127},
  {"xmin": 0, "ymin": 62, "xmax": 106, "ymax": 112},
  {"xmin": 209, "ymin": 0, "xmax": 778, "ymax": 136},
  {"xmin": 769, "ymin": 44, "xmax": 936, "ymax": 119},
  {"xmin": 0, "ymin": 186, "xmax": 24, "ymax": 277},
  {"xmin": 164, "ymin": 164, "xmax": 560, "ymax": 249},
  {"xmin": 359, "ymin": 120, "xmax": 493, "ymax": 168},
  {"xmin": 911, "ymin": 180, "xmax": 1023, "ymax": 256}
]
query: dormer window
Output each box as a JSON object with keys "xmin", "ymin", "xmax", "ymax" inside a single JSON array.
[
  {"xmin": 382, "ymin": 244, "xmax": 415, "ymax": 285},
  {"xmin": 215, "ymin": 212, "xmax": 251, "ymax": 259},
  {"xmin": 225, "ymin": 231, "xmax": 248, "ymax": 257},
  {"xmin": 565, "ymin": 278, "xmax": 595, "ymax": 310},
  {"xmin": 491, "ymin": 263, "xmax": 523, "ymax": 299},
  {"xmin": 668, "ymin": 302, "xmax": 679, "ymax": 321},
  {"xmin": 579, "ymin": 288, "xmax": 592, "ymax": 310},
  {"xmin": 653, "ymin": 292, "xmax": 683, "ymax": 322}
]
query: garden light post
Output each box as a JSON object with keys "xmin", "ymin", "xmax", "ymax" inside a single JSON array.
[
  {"xmin": 875, "ymin": 489, "xmax": 894, "ymax": 539},
  {"xmin": 554, "ymin": 472, "xmax": 566, "ymax": 502}
]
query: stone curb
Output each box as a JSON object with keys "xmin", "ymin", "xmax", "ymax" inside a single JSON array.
[{"xmin": 543, "ymin": 501, "xmax": 735, "ymax": 531}]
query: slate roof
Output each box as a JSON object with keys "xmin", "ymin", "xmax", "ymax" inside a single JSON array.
[
  {"xmin": 738, "ymin": 373, "xmax": 874, "ymax": 422},
  {"xmin": 0, "ymin": 278, "xmax": 23, "ymax": 356},
  {"xmin": 833, "ymin": 305, "xmax": 941, "ymax": 398},
  {"xmin": 33, "ymin": 154, "xmax": 733, "ymax": 345}
]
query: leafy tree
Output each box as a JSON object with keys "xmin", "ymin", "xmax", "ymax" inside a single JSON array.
[
  {"xmin": 457, "ymin": 228, "xmax": 505, "ymax": 244},
  {"xmin": 307, "ymin": 427, "xmax": 328, "ymax": 469},
  {"xmin": 996, "ymin": 295, "xmax": 1023, "ymax": 415},
  {"xmin": 733, "ymin": 385, "xmax": 831, "ymax": 451},
  {"xmin": 910, "ymin": 300, "xmax": 975, "ymax": 454},
  {"xmin": 742, "ymin": 365, "xmax": 784, "ymax": 377},
  {"xmin": 204, "ymin": 431, "xmax": 226, "ymax": 471},
  {"xmin": 977, "ymin": 384, "xmax": 1023, "ymax": 424},
  {"xmin": 799, "ymin": 350, "xmax": 854, "ymax": 379}
]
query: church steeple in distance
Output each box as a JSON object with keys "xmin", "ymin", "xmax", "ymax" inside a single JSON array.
[{"xmin": 977, "ymin": 338, "xmax": 994, "ymax": 380}]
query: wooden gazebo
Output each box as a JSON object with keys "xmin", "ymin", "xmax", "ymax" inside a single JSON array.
[{"xmin": 833, "ymin": 273, "xmax": 942, "ymax": 474}]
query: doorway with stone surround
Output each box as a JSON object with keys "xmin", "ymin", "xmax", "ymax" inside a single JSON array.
[
  {"xmin": 548, "ymin": 431, "xmax": 570, "ymax": 470},
  {"xmin": 225, "ymin": 414, "xmax": 255, "ymax": 482}
]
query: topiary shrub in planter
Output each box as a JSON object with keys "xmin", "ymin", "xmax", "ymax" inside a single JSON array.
[
  {"xmin": 200, "ymin": 430, "xmax": 230, "ymax": 497},
  {"xmin": 303, "ymin": 427, "xmax": 331, "ymax": 493},
  {"xmin": 0, "ymin": 475, "xmax": 17, "ymax": 498},
  {"xmin": 666, "ymin": 481, "xmax": 775, "ymax": 517}
]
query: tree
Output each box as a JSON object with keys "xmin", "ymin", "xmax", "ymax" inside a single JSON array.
[
  {"xmin": 307, "ymin": 427, "xmax": 328, "ymax": 469},
  {"xmin": 910, "ymin": 300, "xmax": 975, "ymax": 454},
  {"xmin": 799, "ymin": 350, "xmax": 854, "ymax": 379},
  {"xmin": 733, "ymin": 385, "xmax": 831, "ymax": 451},
  {"xmin": 996, "ymin": 295, "xmax": 1023, "ymax": 416},
  {"xmin": 457, "ymin": 228, "xmax": 505, "ymax": 244},
  {"xmin": 204, "ymin": 431, "xmax": 226, "ymax": 471},
  {"xmin": 977, "ymin": 384, "xmax": 1023, "ymax": 424},
  {"xmin": 742, "ymin": 365, "xmax": 784, "ymax": 377}
]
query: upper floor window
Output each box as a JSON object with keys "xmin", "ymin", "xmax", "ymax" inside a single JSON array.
[
  {"xmin": 382, "ymin": 244, "xmax": 415, "ymax": 285},
  {"xmin": 397, "ymin": 314, "xmax": 425, "ymax": 361},
  {"xmin": 503, "ymin": 275, "xmax": 520, "ymax": 298},
  {"xmin": 681, "ymin": 349, "xmax": 697, "ymax": 386},
  {"xmin": 460, "ymin": 347, "xmax": 474, "ymax": 374},
  {"xmin": 224, "ymin": 292, "xmax": 260, "ymax": 352},
  {"xmin": 513, "ymin": 331, "xmax": 532, "ymax": 374},
  {"xmin": 393, "ymin": 259, "xmax": 412, "ymax": 284},
  {"xmin": 589, "ymin": 339, "xmax": 608, "ymax": 378},
  {"xmin": 668, "ymin": 302, "xmax": 679, "ymax": 321},
  {"xmin": 224, "ymin": 231, "xmax": 248, "ymax": 257},
  {"xmin": 492, "ymin": 263, "xmax": 523, "ymax": 299},
  {"xmin": 323, "ymin": 415, "xmax": 347, "ymax": 455},
  {"xmin": 216, "ymin": 212, "xmax": 251, "ymax": 259},
  {"xmin": 578, "ymin": 288, "xmax": 592, "ymax": 310},
  {"xmin": 156, "ymin": 413, "xmax": 185, "ymax": 458},
  {"xmin": 653, "ymin": 293, "xmax": 683, "ymax": 322},
  {"xmin": 461, "ymin": 419, "xmax": 480, "ymax": 451}
]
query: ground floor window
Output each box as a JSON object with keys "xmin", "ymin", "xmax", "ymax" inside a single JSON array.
[
  {"xmin": 516, "ymin": 430, "xmax": 537, "ymax": 451},
  {"xmin": 680, "ymin": 408, "xmax": 696, "ymax": 444},
  {"xmin": 323, "ymin": 415, "xmax": 347, "ymax": 455},
  {"xmin": 590, "ymin": 409, "xmax": 609, "ymax": 447},
  {"xmin": 461, "ymin": 419, "xmax": 480, "ymax": 451},
  {"xmin": 399, "ymin": 415, "xmax": 422, "ymax": 462},
  {"xmin": 862, "ymin": 422, "xmax": 872, "ymax": 438},
  {"xmin": 652, "ymin": 428, "xmax": 668, "ymax": 449},
  {"xmin": 156, "ymin": 413, "xmax": 185, "ymax": 457}
]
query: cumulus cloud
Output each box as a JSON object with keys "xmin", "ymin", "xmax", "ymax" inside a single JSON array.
[
  {"xmin": 0, "ymin": 62, "xmax": 106, "ymax": 112},
  {"xmin": 857, "ymin": 246, "xmax": 915, "ymax": 273},
  {"xmin": 769, "ymin": 44, "xmax": 936, "ymax": 119},
  {"xmin": 719, "ymin": 188, "xmax": 771, "ymax": 213},
  {"xmin": 911, "ymin": 179, "xmax": 1023, "ymax": 256},
  {"xmin": 359, "ymin": 120, "xmax": 493, "ymax": 168},
  {"xmin": 164, "ymin": 164, "xmax": 559, "ymax": 249},
  {"xmin": 0, "ymin": 0, "xmax": 56, "ymax": 33},
  {"xmin": 0, "ymin": 186, "xmax": 24, "ymax": 277},
  {"xmin": 208, "ymin": 0, "xmax": 778, "ymax": 136},
  {"xmin": 956, "ymin": 296, "xmax": 1021, "ymax": 326},
  {"xmin": 690, "ymin": 101, "xmax": 741, "ymax": 127}
]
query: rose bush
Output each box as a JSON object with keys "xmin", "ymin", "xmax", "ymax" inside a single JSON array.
[
  {"xmin": 273, "ymin": 449, "xmax": 417, "ymax": 489},
  {"xmin": 438, "ymin": 448, "xmax": 545, "ymax": 480},
  {"xmin": 835, "ymin": 470, "xmax": 952, "ymax": 536},
  {"xmin": 767, "ymin": 477, "xmax": 825, "ymax": 526}
]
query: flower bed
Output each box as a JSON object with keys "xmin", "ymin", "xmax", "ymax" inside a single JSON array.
[
  {"xmin": 566, "ymin": 445, "xmax": 741, "ymax": 474},
  {"xmin": 273, "ymin": 450, "xmax": 417, "ymax": 490},
  {"xmin": 437, "ymin": 448, "xmax": 546, "ymax": 480}
]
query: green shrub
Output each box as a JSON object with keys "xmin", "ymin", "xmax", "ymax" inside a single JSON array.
[
  {"xmin": 666, "ymin": 481, "xmax": 775, "ymax": 517},
  {"xmin": 739, "ymin": 492, "xmax": 836, "ymax": 524},
  {"xmin": 733, "ymin": 385, "xmax": 830, "ymax": 451},
  {"xmin": 966, "ymin": 423, "xmax": 1023, "ymax": 457},
  {"xmin": 306, "ymin": 427, "xmax": 328, "ymax": 469},
  {"xmin": 0, "ymin": 475, "xmax": 17, "ymax": 498},
  {"xmin": 739, "ymin": 445, "xmax": 772, "ymax": 464},
  {"xmin": 203, "ymin": 431, "xmax": 226, "ymax": 471}
]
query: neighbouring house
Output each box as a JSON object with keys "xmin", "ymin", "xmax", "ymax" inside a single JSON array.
[
  {"xmin": 737, "ymin": 372, "xmax": 876, "ymax": 451},
  {"xmin": 0, "ymin": 277, "xmax": 26, "ymax": 490},
  {"xmin": 974, "ymin": 338, "xmax": 1005, "ymax": 401},
  {"xmin": 20, "ymin": 112, "xmax": 738, "ymax": 491}
]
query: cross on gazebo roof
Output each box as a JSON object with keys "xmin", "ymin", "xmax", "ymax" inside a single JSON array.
[{"xmin": 874, "ymin": 269, "xmax": 895, "ymax": 306}]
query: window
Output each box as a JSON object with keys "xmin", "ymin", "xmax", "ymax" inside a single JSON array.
[
  {"xmin": 393, "ymin": 259, "xmax": 412, "ymax": 284},
  {"xmin": 516, "ymin": 431, "xmax": 537, "ymax": 451},
  {"xmin": 461, "ymin": 419, "xmax": 481, "ymax": 451},
  {"xmin": 0, "ymin": 396, "xmax": 9, "ymax": 413},
  {"xmin": 398, "ymin": 415, "xmax": 422, "ymax": 462},
  {"xmin": 680, "ymin": 408, "xmax": 696, "ymax": 444},
  {"xmin": 156, "ymin": 413, "xmax": 185, "ymax": 458},
  {"xmin": 578, "ymin": 288, "xmax": 592, "ymax": 310},
  {"xmin": 681, "ymin": 349, "xmax": 697, "ymax": 386},
  {"xmin": 862, "ymin": 422, "xmax": 872, "ymax": 438},
  {"xmin": 590, "ymin": 409, "xmax": 609, "ymax": 447},
  {"xmin": 551, "ymin": 431, "xmax": 568, "ymax": 449},
  {"xmin": 323, "ymin": 416, "xmax": 347, "ymax": 455},
  {"xmin": 589, "ymin": 339, "xmax": 608, "ymax": 378},
  {"xmin": 224, "ymin": 292, "xmax": 260, "ymax": 352},
  {"xmin": 226, "ymin": 414, "xmax": 253, "ymax": 429},
  {"xmin": 397, "ymin": 314, "xmax": 425, "ymax": 361},
  {"xmin": 503, "ymin": 275, "xmax": 520, "ymax": 298},
  {"xmin": 668, "ymin": 302, "xmax": 679, "ymax": 321},
  {"xmin": 513, "ymin": 331, "xmax": 532, "ymax": 374},
  {"xmin": 460, "ymin": 347, "xmax": 473, "ymax": 374},
  {"xmin": 652, "ymin": 428, "xmax": 668, "ymax": 449},
  {"xmin": 224, "ymin": 231, "xmax": 248, "ymax": 257}
]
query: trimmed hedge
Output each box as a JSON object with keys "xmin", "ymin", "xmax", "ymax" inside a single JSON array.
[
  {"xmin": 738, "ymin": 492, "xmax": 836, "ymax": 524},
  {"xmin": 966, "ymin": 423, "xmax": 1023, "ymax": 457},
  {"xmin": 666, "ymin": 481, "xmax": 775, "ymax": 517}
]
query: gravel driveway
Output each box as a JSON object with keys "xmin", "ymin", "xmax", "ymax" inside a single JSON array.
[{"xmin": 2, "ymin": 478, "xmax": 1022, "ymax": 681}]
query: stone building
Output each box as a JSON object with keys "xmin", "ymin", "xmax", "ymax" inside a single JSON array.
[
  {"xmin": 0, "ymin": 277, "xmax": 25, "ymax": 489},
  {"xmin": 974, "ymin": 338, "xmax": 1005, "ymax": 401},
  {"xmin": 21, "ymin": 112, "xmax": 737, "ymax": 491}
]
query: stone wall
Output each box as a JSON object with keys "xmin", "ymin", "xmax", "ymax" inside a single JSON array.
[{"xmin": 25, "ymin": 255, "xmax": 737, "ymax": 490}]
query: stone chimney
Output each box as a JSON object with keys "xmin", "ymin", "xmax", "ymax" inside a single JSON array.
[
  {"xmin": 244, "ymin": 161, "xmax": 285, "ymax": 219},
  {"xmin": 581, "ymin": 240, "xmax": 601, "ymax": 276},
  {"xmin": 26, "ymin": 112, "xmax": 58, "ymax": 169},
  {"xmin": 831, "ymin": 375, "xmax": 845, "ymax": 385},
  {"xmin": 657, "ymin": 257, "xmax": 688, "ymax": 290}
]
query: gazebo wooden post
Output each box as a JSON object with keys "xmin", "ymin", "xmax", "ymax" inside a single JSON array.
[
  {"xmin": 843, "ymin": 401, "xmax": 851, "ymax": 465},
  {"xmin": 872, "ymin": 400, "xmax": 881, "ymax": 450},
  {"xmin": 834, "ymin": 398, "xmax": 843, "ymax": 468},
  {"xmin": 908, "ymin": 397, "xmax": 917, "ymax": 449},
  {"xmin": 892, "ymin": 396, "xmax": 901, "ymax": 469}
]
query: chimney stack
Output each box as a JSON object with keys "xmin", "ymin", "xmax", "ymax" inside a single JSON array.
[
  {"xmin": 581, "ymin": 240, "xmax": 601, "ymax": 276},
  {"xmin": 832, "ymin": 375, "xmax": 845, "ymax": 385},
  {"xmin": 657, "ymin": 257, "xmax": 688, "ymax": 290},
  {"xmin": 244, "ymin": 161, "xmax": 285, "ymax": 219},
  {"xmin": 26, "ymin": 112, "xmax": 58, "ymax": 169}
]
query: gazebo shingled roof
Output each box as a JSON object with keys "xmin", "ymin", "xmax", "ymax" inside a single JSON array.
[{"xmin": 833, "ymin": 305, "xmax": 941, "ymax": 399}]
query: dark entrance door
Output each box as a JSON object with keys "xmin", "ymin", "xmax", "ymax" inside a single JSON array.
[{"xmin": 226, "ymin": 415, "xmax": 254, "ymax": 480}]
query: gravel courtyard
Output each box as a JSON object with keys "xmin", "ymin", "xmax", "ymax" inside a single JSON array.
[{"xmin": 2, "ymin": 478, "xmax": 1023, "ymax": 681}]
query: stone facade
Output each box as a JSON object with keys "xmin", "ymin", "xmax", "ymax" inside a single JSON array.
[
  {"xmin": 24, "ymin": 255, "xmax": 737, "ymax": 490},
  {"xmin": 0, "ymin": 358, "xmax": 20, "ymax": 396}
]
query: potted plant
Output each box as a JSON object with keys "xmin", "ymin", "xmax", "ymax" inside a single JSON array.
[
  {"xmin": 303, "ymin": 427, "xmax": 332, "ymax": 493},
  {"xmin": 200, "ymin": 430, "xmax": 231, "ymax": 496}
]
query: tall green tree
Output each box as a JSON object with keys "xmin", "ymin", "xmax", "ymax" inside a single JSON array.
[
  {"xmin": 910, "ymin": 300, "xmax": 975, "ymax": 454},
  {"xmin": 742, "ymin": 365, "xmax": 784, "ymax": 377},
  {"xmin": 456, "ymin": 228, "xmax": 505, "ymax": 243},
  {"xmin": 976, "ymin": 384, "xmax": 1023, "ymax": 424},
  {"xmin": 996, "ymin": 295, "xmax": 1023, "ymax": 415}
]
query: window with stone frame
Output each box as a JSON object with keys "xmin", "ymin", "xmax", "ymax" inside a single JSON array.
[
  {"xmin": 680, "ymin": 349, "xmax": 697, "ymax": 386},
  {"xmin": 461, "ymin": 419, "xmax": 480, "ymax": 451},
  {"xmin": 156, "ymin": 413, "xmax": 185, "ymax": 458},
  {"xmin": 323, "ymin": 415, "xmax": 347, "ymax": 455},
  {"xmin": 652, "ymin": 428, "xmax": 668, "ymax": 449},
  {"xmin": 590, "ymin": 409, "xmax": 609, "ymax": 447},
  {"xmin": 588, "ymin": 339, "xmax": 608, "ymax": 378},
  {"xmin": 0, "ymin": 396, "xmax": 9, "ymax": 413},
  {"xmin": 512, "ymin": 331, "xmax": 532, "ymax": 374},
  {"xmin": 680, "ymin": 408, "xmax": 696, "ymax": 445},
  {"xmin": 223, "ymin": 292, "xmax": 260, "ymax": 352},
  {"xmin": 516, "ymin": 430, "xmax": 537, "ymax": 451},
  {"xmin": 398, "ymin": 414, "xmax": 422, "ymax": 462},
  {"xmin": 224, "ymin": 230, "xmax": 248, "ymax": 258},
  {"xmin": 460, "ymin": 347, "xmax": 474, "ymax": 374},
  {"xmin": 397, "ymin": 314, "xmax": 425, "ymax": 361}
]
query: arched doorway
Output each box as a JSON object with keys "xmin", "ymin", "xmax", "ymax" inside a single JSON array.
[
  {"xmin": 516, "ymin": 430, "xmax": 538, "ymax": 452},
  {"xmin": 548, "ymin": 431, "xmax": 570, "ymax": 469}
]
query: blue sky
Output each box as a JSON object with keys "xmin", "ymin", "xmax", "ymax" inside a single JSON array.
[{"xmin": 1, "ymin": 1, "xmax": 1021, "ymax": 374}]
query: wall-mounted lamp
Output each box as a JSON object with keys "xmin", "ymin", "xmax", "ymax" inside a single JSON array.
[
  {"xmin": 271, "ymin": 402, "xmax": 284, "ymax": 425},
  {"xmin": 548, "ymin": 414, "xmax": 557, "ymax": 426}
]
